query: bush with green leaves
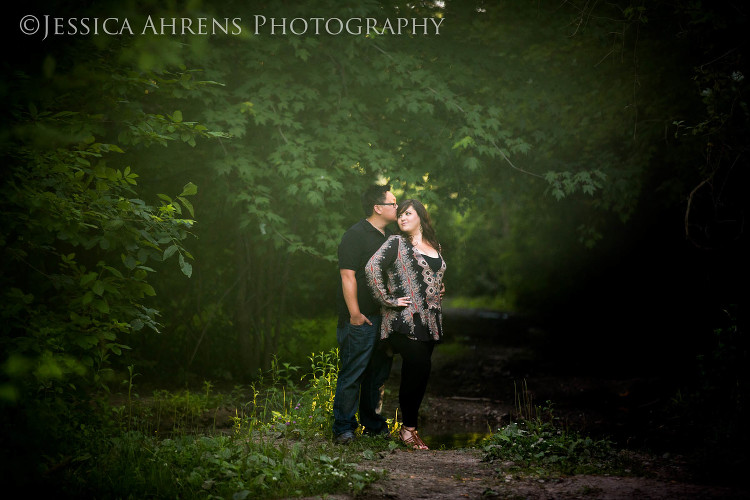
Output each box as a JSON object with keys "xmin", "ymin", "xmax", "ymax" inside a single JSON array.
[
  {"xmin": 0, "ymin": 52, "xmax": 230, "ymax": 401},
  {"xmin": 66, "ymin": 429, "xmax": 385, "ymax": 499},
  {"xmin": 481, "ymin": 403, "xmax": 631, "ymax": 478},
  {"xmin": 46, "ymin": 348, "xmax": 389, "ymax": 499}
]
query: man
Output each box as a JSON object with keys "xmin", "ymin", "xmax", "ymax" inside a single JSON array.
[{"xmin": 332, "ymin": 184, "xmax": 398, "ymax": 443}]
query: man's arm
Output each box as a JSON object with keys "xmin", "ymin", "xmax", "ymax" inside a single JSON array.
[{"xmin": 340, "ymin": 269, "xmax": 372, "ymax": 326}]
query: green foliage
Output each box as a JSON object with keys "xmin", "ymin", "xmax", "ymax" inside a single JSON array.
[
  {"xmin": 482, "ymin": 406, "xmax": 628, "ymax": 478},
  {"xmin": 76, "ymin": 427, "xmax": 379, "ymax": 498},
  {"xmin": 147, "ymin": 0, "xmax": 542, "ymax": 374},
  {"xmin": 0, "ymin": 143, "xmax": 198, "ymax": 396},
  {"xmin": 36, "ymin": 348, "xmax": 389, "ymax": 498},
  {"xmin": 276, "ymin": 316, "xmax": 339, "ymax": 368},
  {"xmin": 0, "ymin": 25, "xmax": 228, "ymax": 400},
  {"xmin": 72, "ymin": 430, "xmax": 383, "ymax": 499},
  {"xmin": 47, "ymin": 0, "xmax": 735, "ymax": 378},
  {"xmin": 114, "ymin": 348, "xmax": 342, "ymax": 439},
  {"xmin": 482, "ymin": 381, "xmax": 635, "ymax": 478},
  {"xmin": 544, "ymin": 170, "xmax": 608, "ymax": 202},
  {"xmin": 1, "ymin": 0, "xmax": 741, "ymax": 381},
  {"xmin": 1, "ymin": 0, "xmax": 745, "ymax": 497},
  {"xmin": 229, "ymin": 348, "xmax": 343, "ymax": 441}
]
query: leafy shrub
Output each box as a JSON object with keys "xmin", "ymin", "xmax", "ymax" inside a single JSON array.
[
  {"xmin": 481, "ymin": 396, "xmax": 631, "ymax": 478},
  {"xmin": 51, "ymin": 348, "xmax": 387, "ymax": 498},
  {"xmin": 482, "ymin": 419, "xmax": 621, "ymax": 477}
]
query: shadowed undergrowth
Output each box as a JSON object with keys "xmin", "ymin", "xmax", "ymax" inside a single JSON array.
[{"xmin": 4, "ymin": 349, "xmax": 676, "ymax": 498}]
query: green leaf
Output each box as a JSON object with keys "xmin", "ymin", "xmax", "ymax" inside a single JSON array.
[
  {"xmin": 452, "ymin": 136, "xmax": 475, "ymax": 150},
  {"xmin": 75, "ymin": 336, "xmax": 99, "ymax": 349},
  {"xmin": 99, "ymin": 266, "xmax": 121, "ymax": 279},
  {"xmin": 179, "ymin": 253, "xmax": 193, "ymax": 278},
  {"xmin": 173, "ymin": 110, "xmax": 183, "ymax": 122},
  {"xmin": 122, "ymin": 254, "xmax": 138, "ymax": 270},
  {"xmin": 177, "ymin": 196, "xmax": 195, "ymax": 217},
  {"xmin": 94, "ymin": 300, "xmax": 110, "ymax": 314},
  {"xmin": 80, "ymin": 272, "xmax": 98, "ymax": 286},
  {"xmin": 464, "ymin": 157, "xmax": 481, "ymax": 171},
  {"xmin": 105, "ymin": 219, "xmax": 124, "ymax": 231},
  {"xmin": 179, "ymin": 182, "xmax": 198, "ymax": 197},
  {"xmin": 163, "ymin": 244, "xmax": 179, "ymax": 260}
]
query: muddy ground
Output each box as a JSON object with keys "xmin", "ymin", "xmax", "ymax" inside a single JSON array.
[{"xmin": 315, "ymin": 308, "xmax": 749, "ymax": 500}]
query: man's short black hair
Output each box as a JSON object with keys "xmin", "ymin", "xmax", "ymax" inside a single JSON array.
[{"xmin": 361, "ymin": 184, "xmax": 391, "ymax": 217}]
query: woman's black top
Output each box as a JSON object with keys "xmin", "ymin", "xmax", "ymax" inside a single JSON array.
[
  {"xmin": 423, "ymin": 253, "xmax": 443, "ymax": 273},
  {"xmin": 397, "ymin": 253, "xmax": 443, "ymax": 342}
]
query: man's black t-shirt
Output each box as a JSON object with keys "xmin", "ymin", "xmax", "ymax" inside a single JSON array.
[{"xmin": 336, "ymin": 219, "xmax": 393, "ymax": 327}]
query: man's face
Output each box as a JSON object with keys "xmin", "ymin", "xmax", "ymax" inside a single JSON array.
[{"xmin": 380, "ymin": 191, "xmax": 398, "ymax": 222}]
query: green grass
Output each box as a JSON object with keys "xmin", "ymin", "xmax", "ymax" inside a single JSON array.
[
  {"xmin": 65, "ymin": 430, "xmax": 390, "ymax": 499},
  {"xmin": 47, "ymin": 348, "xmax": 396, "ymax": 499},
  {"xmin": 30, "ymin": 352, "xmax": 645, "ymax": 498}
]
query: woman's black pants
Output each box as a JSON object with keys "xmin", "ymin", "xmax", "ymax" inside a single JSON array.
[{"xmin": 388, "ymin": 334, "xmax": 435, "ymax": 429}]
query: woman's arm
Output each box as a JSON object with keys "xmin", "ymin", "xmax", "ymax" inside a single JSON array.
[{"xmin": 365, "ymin": 235, "xmax": 401, "ymax": 308}]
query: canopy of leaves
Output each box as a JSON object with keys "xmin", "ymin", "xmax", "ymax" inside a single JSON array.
[{"xmin": 1, "ymin": 0, "xmax": 747, "ymax": 383}]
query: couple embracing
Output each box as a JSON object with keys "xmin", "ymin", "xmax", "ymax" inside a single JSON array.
[{"xmin": 332, "ymin": 184, "xmax": 445, "ymax": 450}]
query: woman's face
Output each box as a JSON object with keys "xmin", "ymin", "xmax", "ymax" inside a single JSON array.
[{"xmin": 398, "ymin": 205, "xmax": 421, "ymax": 235}]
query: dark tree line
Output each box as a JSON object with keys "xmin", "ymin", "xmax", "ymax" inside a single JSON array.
[{"xmin": 0, "ymin": 0, "xmax": 746, "ymax": 402}]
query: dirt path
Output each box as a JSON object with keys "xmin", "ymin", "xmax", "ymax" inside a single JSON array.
[
  {"xmin": 323, "ymin": 309, "xmax": 749, "ymax": 499},
  {"xmin": 357, "ymin": 448, "xmax": 495, "ymax": 499},
  {"xmin": 297, "ymin": 446, "xmax": 746, "ymax": 499}
]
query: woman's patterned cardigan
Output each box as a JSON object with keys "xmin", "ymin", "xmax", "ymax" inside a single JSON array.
[{"xmin": 365, "ymin": 235, "xmax": 446, "ymax": 342}]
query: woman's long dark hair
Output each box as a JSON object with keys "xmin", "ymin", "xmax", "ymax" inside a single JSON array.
[{"xmin": 397, "ymin": 199, "xmax": 440, "ymax": 251}]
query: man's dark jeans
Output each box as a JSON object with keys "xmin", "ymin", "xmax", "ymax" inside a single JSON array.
[{"xmin": 332, "ymin": 316, "xmax": 392, "ymax": 436}]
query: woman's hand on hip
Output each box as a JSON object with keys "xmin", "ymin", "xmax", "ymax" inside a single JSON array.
[{"xmin": 396, "ymin": 296, "xmax": 412, "ymax": 307}]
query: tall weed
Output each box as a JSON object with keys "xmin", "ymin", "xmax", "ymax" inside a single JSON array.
[{"xmin": 56, "ymin": 347, "xmax": 387, "ymax": 498}]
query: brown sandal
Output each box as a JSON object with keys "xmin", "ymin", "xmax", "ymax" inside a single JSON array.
[{"xmin": 399, "ymin": 426, "xmax": 429, "ymax": 450}]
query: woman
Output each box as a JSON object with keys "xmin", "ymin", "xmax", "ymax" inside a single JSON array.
[{"xmin": 365, "ymin": 199, "xmax": 445, "ymax": 450}]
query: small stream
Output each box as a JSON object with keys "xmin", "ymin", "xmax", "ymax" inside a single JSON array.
[{"xmin": 418, "ymin": 429, "xmax": 491, "ymax": 450}]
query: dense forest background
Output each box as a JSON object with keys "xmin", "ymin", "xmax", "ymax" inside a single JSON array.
[{"xmin": 1, "ymin": 0, "xmax": 747, "ymax": 492}]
